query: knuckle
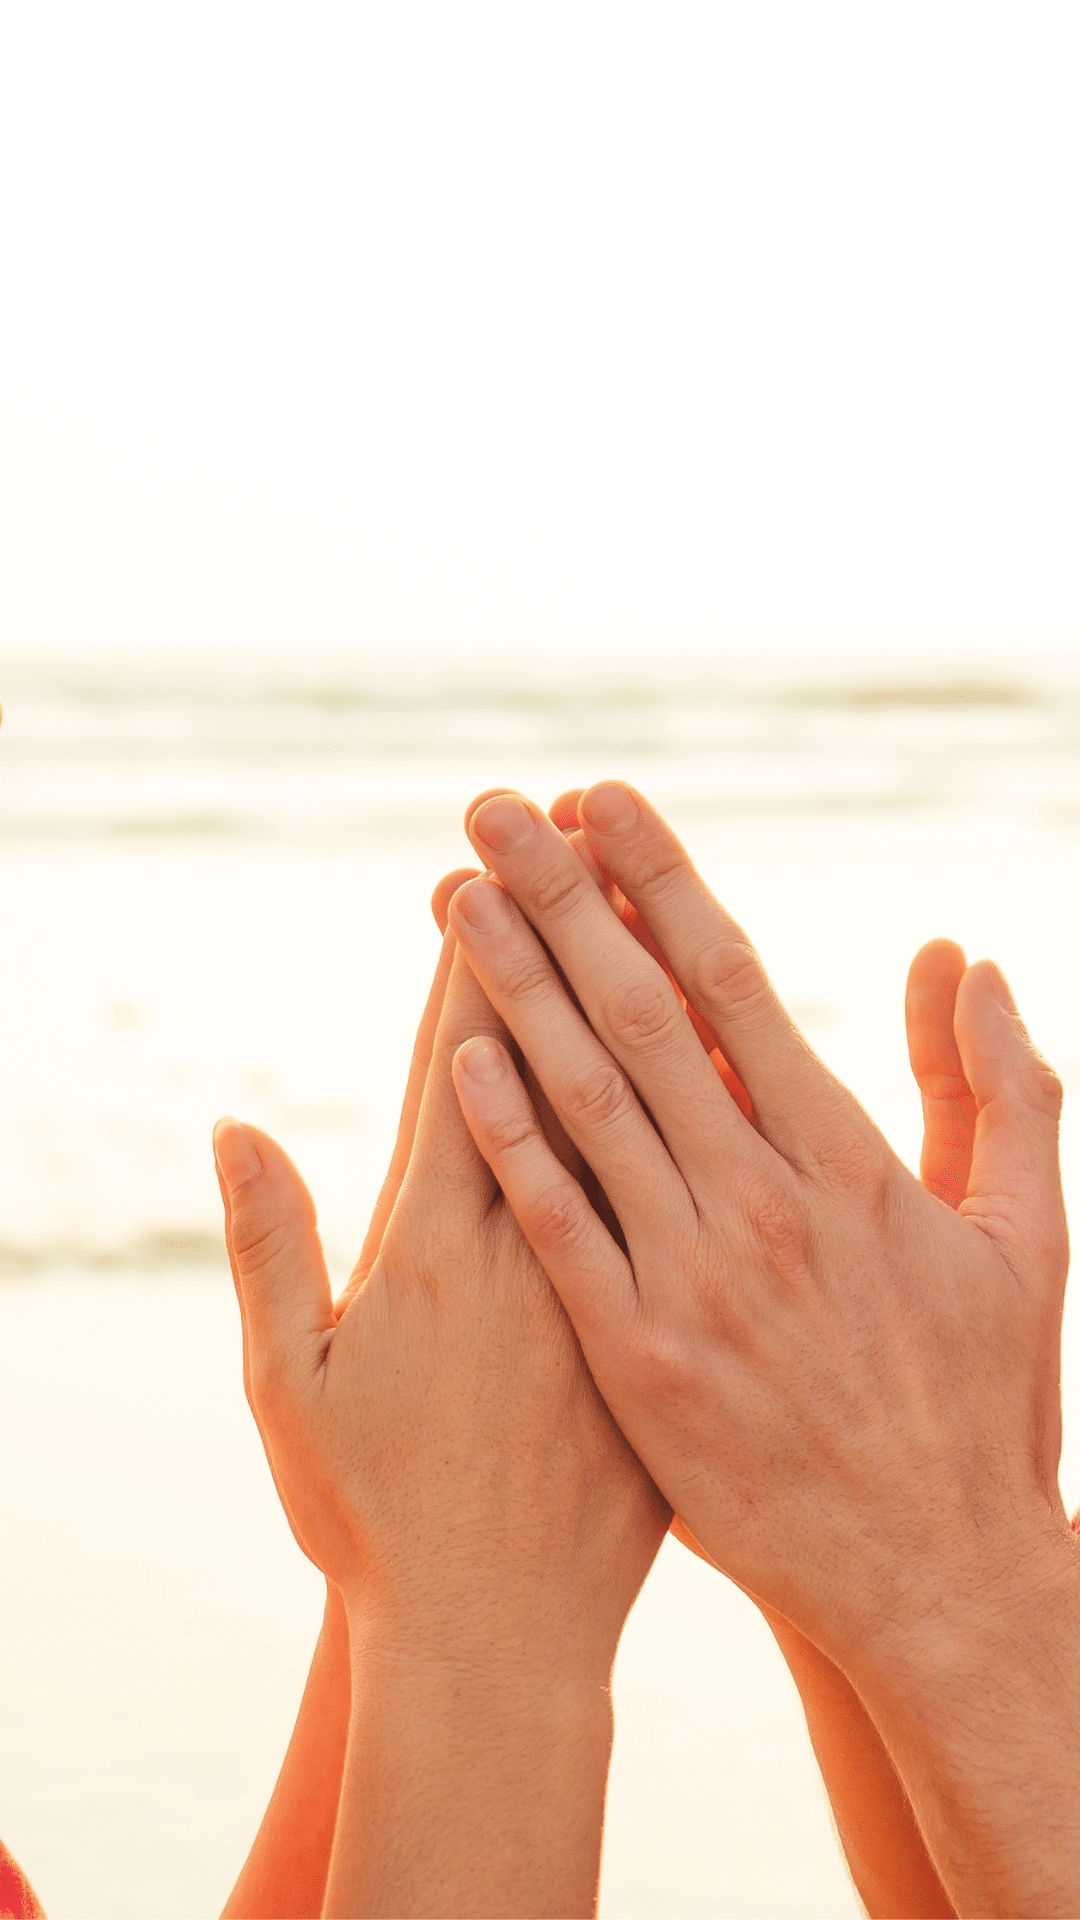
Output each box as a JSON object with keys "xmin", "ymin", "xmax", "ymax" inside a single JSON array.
[
  {"xmin": 530, "ymin": 859, "xmax": 588, "ymax": 920},
  {"xmin": 498, "ymin": 946, "xmax": 554, "ymax": 1007},
  {"xmin": 632, "ymin": 844, "xmax": 690, "ymax": 906},
  {"xmin": 231, "ymin": 1211, "xmax": 292, "ymax": 1278},
  {"xmin": 563, "ymin": 1058, "xmax": 637, "ymax": 1133},
  {"xmin": 741, "ymin": 1177, "xmax": 812, "ymax": 1278},
  {"xmin": 623, "ymin": 1318, "xmax": 696, "ymax": 1399},
  {"xmin": 604, "ymin": 976, "xmax": 685, "ymax": 1053},
  {"xmin": 485, "ymin": 1106, "xmax": 541, "ymax": 1160},
  {"xmin": 815, "ymin": 1123, "xmax": 894, "ymax": 1212},
  {"xmin": 691, "ymin": 937, "xmax": 772, "ymax": 1023},
  {"xmin": 527, "ymin": 1188, "xmax": 586, "ymax": 1259}
]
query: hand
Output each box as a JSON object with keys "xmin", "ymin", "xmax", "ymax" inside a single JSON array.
[
  {"xmin": 499, "ymin": 805, "xmax": 967, "ymax": 1919},
  {"xmin": 447, "ymin": 782, "xmax": 1077, "ymax": 1915},
  {"xmin": 219, "ymin": 915, "xmax": 470, "ymax": 1920},
  {"xmin": 215, "ymin": 931, "xmax": 669, "ymax": 1917}
]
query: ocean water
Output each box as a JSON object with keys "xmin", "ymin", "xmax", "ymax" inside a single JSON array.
[{"xmin": 1, "ymin": 657, "xmax": 1080, "ymax": 1917}]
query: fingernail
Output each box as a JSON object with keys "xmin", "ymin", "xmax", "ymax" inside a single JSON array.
[
  {"xmin": 214, "ymin": 1118, "xmax": 263, "ymax": 1190},
  {"xmin": 455, "ymin": 877, "xmax": 514, "ymax": 933},
  {"xmin": 581, "ymin": 783, "xmax": 639, "ymax": 834},
  {"xmin": 471, "ymin": 795, "xmax": 534, "ymax": 853},
  {"xmin": 457, "ymin": 1036, "xmax": 504, "ymax": 1083}
]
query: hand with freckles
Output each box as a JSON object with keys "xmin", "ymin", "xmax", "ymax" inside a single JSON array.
[{"xmin": 446, "ymin": 782, "xmax": 1075, "ymax": 1920}]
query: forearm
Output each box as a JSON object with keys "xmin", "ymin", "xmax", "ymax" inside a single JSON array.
[
  {"xmin": 849, "ymin": 1520, "xmax": 1080, "ymax": 1919},
  {"xmin": 762, "ymin": 1605, "xmax": 954, "ymax": 1919},
  {"xmin": 222, "ymin": 1584, "xmax": 351, "ymax": 1920},
  {"xmin": 325, "ymin": 1602, "xmax": 615, "ymax": 1919}
]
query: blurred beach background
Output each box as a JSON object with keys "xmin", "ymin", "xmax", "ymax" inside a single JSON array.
[{"xmin": 1, "ymin": 5, "xmax": 1078, "ymax": 1916}]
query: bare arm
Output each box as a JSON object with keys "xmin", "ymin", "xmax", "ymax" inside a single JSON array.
[
  {"xmin": 450, "ymin": 782, "xmax": 1076, "ymax": 1918},
  {"xmin": 590, "ymin": 811, "xmax": 961, "ymax": 1920},
  {"xmin": 327, "ymin": 1619, "xmax": 616, "ymax": 1918},
  {"xmin": 215, "ymin": 937, "xmax": 668, "ymax": 1919},
  {"xmin": 757, "ymin": 939, "xmax": 973, "ymax": 1918},
  {"xmin": 222, "ymin": 1587, "xmax": 350, "ymax": 1920},
  {"xmin": 221, "ymin": 921, "xmax": 462, "ymax": 1918},
  {"xmin": 762, "ymin": 1607, "xmax": 953, "ymax": 1920}
]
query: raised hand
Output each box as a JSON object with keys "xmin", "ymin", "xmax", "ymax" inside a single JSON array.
[
  {"xmin": 447, "ymin": 782, "xmax": 1077, "ymax": 1919},
  {"xmin": 215, "ymin": 932, "xmax": 669, "ymax": 1919}
]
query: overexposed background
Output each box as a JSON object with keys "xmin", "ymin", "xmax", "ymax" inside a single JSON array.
[{"xmin": 0, "ymin": 6, "xmax": 1078, "ymax": 1916}]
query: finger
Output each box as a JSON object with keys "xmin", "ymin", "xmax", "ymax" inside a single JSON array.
[
  {"xmin": 453, "ymin": 1033, "xmax": 636, "ymax": 1343},
  {"xmin": 573, "ymin": 781, "xmax": 853, "ymax": 1170},
  {"xmin": 396, "ymin": 941, "xmax": 516, "ymax": 1226},
  {"xmin": 465, "ymin": 792, "xmax": 763, "ymax": 1187},
  {"xmin": 431, "ymin": 867, "xmax": 481, "ymax": 935},
  {"xmin": 351, "ymin": 927, "xmax": 458, "ymax": 1292},
  {"xmin": 954, "ymin": 960, "xmax": 1068, "ymax": 1270},
  {"xmin": 449, "ymin": 874, "xmax": 700, "ymax": 1246},
  {"xmin": 436, "ymin": 863, "xmax": 592, "ymax": 1192},
  {"xmin": 905, "ymin": 939, "xmax": 975, "ymax": 1209},
  {"xmin": 564, "ymin": 828, "xmax": 753, "ymax": 1121},
  {"xmin": 214, "ymin": 1119, "xmax": 335, "ymax": 1403},
  {"xmin": 464, "ymin": 786, "xmax": 518, "ymax": 834},
  {"xmin": 549, "ymin": 789, "xmax": 585, "ymax": 832}
]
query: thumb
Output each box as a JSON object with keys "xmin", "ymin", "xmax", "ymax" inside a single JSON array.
[
  {"xmin": 214, "ymin": 1119, "xmax": 336, "ymax": 1409},
  {"xmin": 953, "ymin": 963, "xmax": 1068, "ymax": 1270}
]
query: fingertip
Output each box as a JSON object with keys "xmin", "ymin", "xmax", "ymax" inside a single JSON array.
[
  {"xmin": 906, "ymin": 937, "xmax": 968, "ymax": 1006},
  {"xmin": 454, "ymin": 1034, "xmax": 507, "ymax": 1087},
  {"xmin": 905, "ymin": 938, "xmax": 969, "ymax": 1088},
  {"xmin": 956, "ymin": 957, "xmax": 1022, "ymax": 1034},
  {"xmin": 549, "ymin": 788, "xmax": 586, "ymax": 832},
  {"xmin": 447, "ymin": 872, "xmax": 515, "ymax": 935},
  {"xmin": 954, "ymin": 959, "xmax": 1050, "ymax": 1112},
  {"xmin": 213, "ymin": 1117, "xmax": 263, "ymax": 1194},
  {"xmin": 969, "ymin": 957, "xmax": 1018, "ymax": 1016},
  {"xmin": 463, "ymin": 786, "xmax": 518, "ymax": 833},
  {"xmin": 580, "ymin": 780, "xmax": 640, "ymax": 836},
  {"xmin": 431, "ymin": 866, "xmax": 481, "ymax": 933}
]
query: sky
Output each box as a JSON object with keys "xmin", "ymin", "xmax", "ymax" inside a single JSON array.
[{"xmin": 0, "ymin": 2, "xmax": 1077, "ymax": 677}]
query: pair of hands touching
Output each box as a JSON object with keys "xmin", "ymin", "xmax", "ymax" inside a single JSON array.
[{"xmin": 215, "ymin": 782, "xmax": 1075, "ymax": 1920}]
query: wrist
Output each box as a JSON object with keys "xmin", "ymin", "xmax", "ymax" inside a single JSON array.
[
  {"xmin": 843, "ymin": 1505, "xmax": 1080, "ymax": 1724},
  {"xmin": 340, "ymin": 1567, "xmax": 622, "ymax": 1701},
  {"xmin": 344, "ymin": 1586, "xmax": 617, "ymax": 1719},
  {"xmin": 328, "ymin": 1595, "xmax": 614, "ymax": 1920},
  {"xmin": 833, "ymin": 1513, "xmax": 1080, "ymax": 1918}
]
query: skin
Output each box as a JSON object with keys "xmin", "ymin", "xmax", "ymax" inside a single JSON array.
[
  {"xmin": 448, "ymin": 781, "xmax": 1078, "ymax": 1920},
  {"xmin": 548, "ymin": 787, "xmax": 957, "ymax": 1918},
  {"xmin": 0, "ymin": 746, "xmax": 1014, "ymax": 1919},
  {"xmin": 220, "ymin": 916, "xmax": 464, "ymax": 1919},
  {"xmin": 223, "ymin": 811, "xmax": 961, "ymax": 1920},
  {"xmin": 214, "ymin": 934, "xmax": 670, "ymax": 1918},
  {"xmin": 0, "ymin": 746, "xmax": 1014, "ymax": 1920},
  {"xmin": 0, "ymin": 1841, "xmax": 44, "ymax": 1920}
]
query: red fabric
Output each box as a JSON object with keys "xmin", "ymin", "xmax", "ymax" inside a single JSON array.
[{"xmin": 0, "ymin": 1838, "xmax": 44, "ymax": 1919}]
